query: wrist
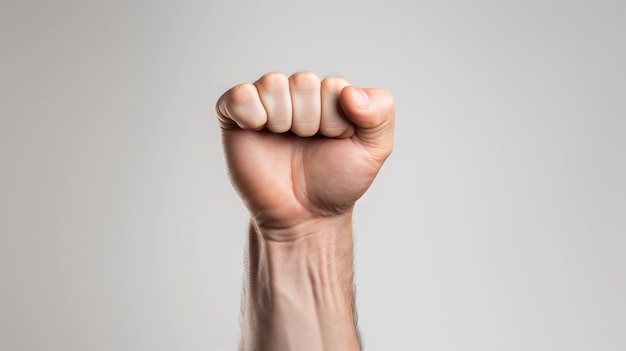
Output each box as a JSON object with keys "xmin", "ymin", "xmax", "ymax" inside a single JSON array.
[{"xmin": 252, "ymin": 210, "xmax": 354, "ymax": 243}]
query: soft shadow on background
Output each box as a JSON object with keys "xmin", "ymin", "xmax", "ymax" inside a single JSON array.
[{"xmin": 1, "ymin": 1, "xmax": 625, "ymax": 350}]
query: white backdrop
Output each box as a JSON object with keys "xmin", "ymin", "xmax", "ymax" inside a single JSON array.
[{"xmin": 1, "ymin": 1, "xmax": 625, "ymax": 350}]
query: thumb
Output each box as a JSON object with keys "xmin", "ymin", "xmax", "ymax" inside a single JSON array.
[{"xmin": 339, "ymin": 86, "xmax": 395, "ymax": 160}]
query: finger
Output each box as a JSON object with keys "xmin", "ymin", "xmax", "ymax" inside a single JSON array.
[
  {"xmin": 216, "ymin": 83, "xmax": 267, "ymax": 130},
  {"xmin": 289, "ymin": 72, "xmax": 321, "ymax": 137},
  {"xmin": 254, "ymin": 72, "xmax": 292, "ymax": 133},
  {"xmin": 339, "ymin": 86, "xmax": 395, "ymax": 160},
  {"xmin": 320, "ymin": 76, "xmax": 355, "ymax": 138}
]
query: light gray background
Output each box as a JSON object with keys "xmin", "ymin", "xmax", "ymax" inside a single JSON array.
[{"xmin": 1, "ymin": 1, "xmax": 625, "ymax": 350}]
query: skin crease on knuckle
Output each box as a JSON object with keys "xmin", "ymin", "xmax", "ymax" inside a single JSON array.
[
  {"xmin": 289, "ymin": 71, "xmax": 321, "ymax": 93},
  {"xmin": 257, "ymin": 72, "xmax": 289, "ymax": 92}
]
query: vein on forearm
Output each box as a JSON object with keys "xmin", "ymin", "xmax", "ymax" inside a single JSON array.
[{"xmin": 241, "ymin": 217, "xmax": 360, "ymax": 351}]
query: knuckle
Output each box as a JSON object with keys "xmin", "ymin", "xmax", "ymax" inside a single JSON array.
[
  {"xmin": 321, "ymin": 76, "xmax": 349, "ymax": 92},
  {"xmin": 267, "ymin": 119, "xmax": 291, "ymax": 133},
  {"xmin": 228, "ymin": 83, "xmax": 257, "ymax": 105},
  {"xmin": 256, "ymin": 72, "xmax": 288, "ymax": 93},
  {"xmin": 269, "ymin": 114, "xmax": 291, "ymax": 126},
  {"xmin": 320, "ymin": 124, "xmax": 345, "ymax": 138},
  {"xmin": 289, "ymin": 72, "xmax": 321, "ymax": 92},
  {"xmin": 292, "ymin": 123, "xmax": 319, "ymax": 137}
]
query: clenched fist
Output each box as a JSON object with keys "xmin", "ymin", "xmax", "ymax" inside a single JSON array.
[
  {"xmin": 218, "ymin": 72, "xmax": 394, "ymax": 350},
  {"xmin": 217, "ymin": 72, "xmax": 394, "ymax": 240}
]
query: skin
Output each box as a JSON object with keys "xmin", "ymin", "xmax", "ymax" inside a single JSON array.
[{"xmin": 216, "ymin": 72, "xmax": 394, "ymax": 351}]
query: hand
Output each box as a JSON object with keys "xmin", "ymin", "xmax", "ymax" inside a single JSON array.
[{"xmin": 216, "ymin": 72, "xmax": 394, "ymax": 239}]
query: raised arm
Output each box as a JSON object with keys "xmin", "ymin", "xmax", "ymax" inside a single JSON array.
[{"xmin": 216, "ymin": 72, "xmax": 394, "ymax": 351}]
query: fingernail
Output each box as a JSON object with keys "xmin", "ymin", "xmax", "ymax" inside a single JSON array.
[{"xmin": 353, "ymin": 87, "xmax": 369, "ymax": 110}]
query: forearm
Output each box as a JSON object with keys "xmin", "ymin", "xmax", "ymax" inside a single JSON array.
[{"xmin": 239, "ymin": 214, "xmax": 360, "ymax": 351}]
